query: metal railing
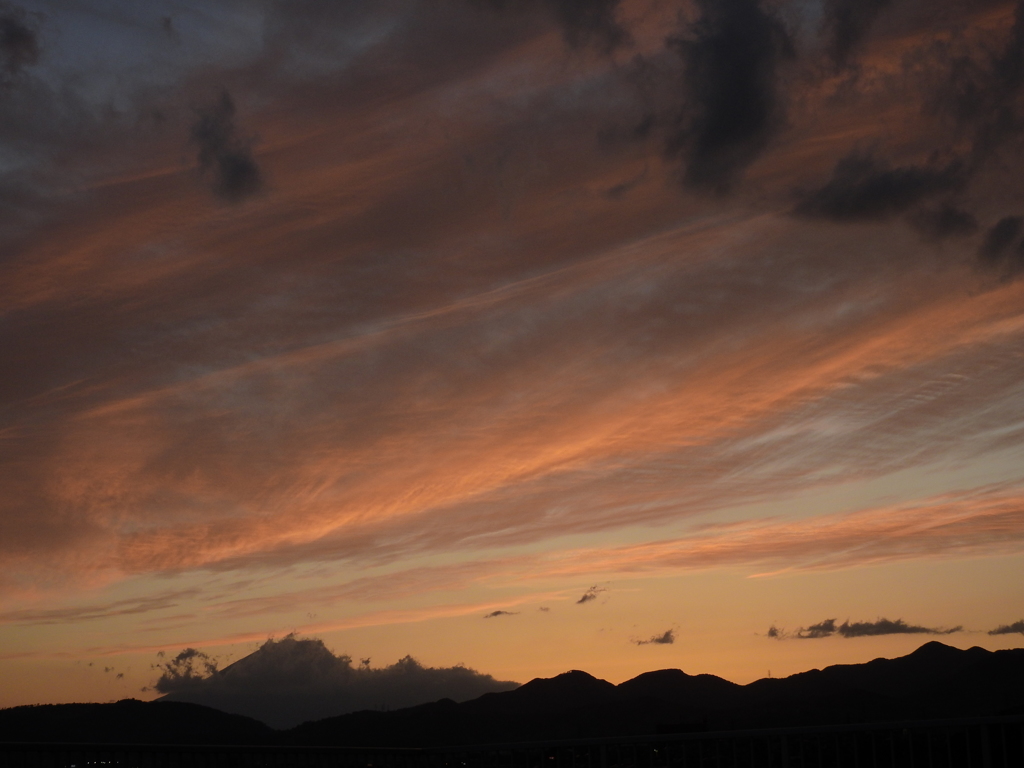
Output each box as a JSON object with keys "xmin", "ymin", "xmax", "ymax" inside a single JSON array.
[{"xmin": 3, "ymin": 715, "xmax": 1022, "ymax": 768}]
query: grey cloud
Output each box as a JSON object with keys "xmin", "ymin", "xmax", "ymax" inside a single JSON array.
[
  {"xmin": 766, "ymin": 624, "xmax": 783, "ymax": 639},
  {"xmin": 988, "ymin": 619, "xmax": 1024, "ymax": 635},
  {"xmin": 0, "ymin": 4, "xmax": 38, "ymax": 85},
  {"xmin": 155, "ymin": 648, "xmax": 220, "ymax": 689},
  {"xmin": 796, "ymin": 617, "xmax": 962, "ymax": 638},
  {"xmin": 160, "ymin": 16, "xmax": 177, "ymax": 40},
  {"xmin": 794, "ymin": 151, "xmax": 967, "ymax": 221},
  {"xmin": 483, "ymin": 609, "xmax": 518, "ymax": 618},
  {"xmin": 932, "ymin": 1, "xmax": 1024, "ymax": 165},
  {"xmin": 157, "ymin": 635, "xmax": 519, "ymax": 728},
  {"xmin": 474, "ymin": 0, "xmax": 627, "ymax": 52},
  {"xmin": 839, "ymin": 618, "xmax": 962, "ymax": 637},
  {"xmin": 546, "ymin": 0, "xmax": 626, "ymax": 51},
  {"xmin": 821, "ymin": 0, "xmax": 892, "ymax": 70},
  {"xmin": 634, "ymin": 629, "xmax": 674, "ymax": 645},
  {"xmin": 908, "ymin": 203, "xmax": 979, "ymax": 241},
  {"xmin": 576, "ymin": 585, "xmax": 605, "ymax": 604},
  {"xmin": 978, "ymin": 216, "xmax": 1023, "ymax": 262},
  {"xmin": 191, "ymin": 91, "xmax": 262, "ymax": 202},
  {"xmin": 796, "ymin": 618, "xmax": 837, "ymax": 639},
  {"xmin": 666, "ymin": 0, "xmax": 793, "ymax": 191}
]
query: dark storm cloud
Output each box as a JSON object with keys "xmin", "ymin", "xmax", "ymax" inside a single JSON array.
[
  {"xmin": 576, "ymin": 585, "xmax": 605, "ymax": 604},
  {"xmin": 156, "ymin": 635, "xmax": 519, "ymax": 728},
  {"xmin": 796, "ymin": 617, "xmax": 962, "ymax": 638},
  {"xmin": 822, "ymin": 0, "xmax": 892, "ymax": 70},
  {"xmin": 666, "ymin": 0, "xmax": 793, "ymax": 191},
  {"xmin": 0, "ymin": 4, "xmax": 38, "ymax": 85},
  {"xmin": 794, "ymin": 151, "xmax": 967, "ymax": 221},
  {"xmin": 483, "ymin": 609, "xmax": 518, "ymax": 618},
  {"xmin": 988, "ymin": 619, "xmax": 1024, "ymax": 635},
  {"xmin": 978, "ymin": 216, "xmax": 1023, "ymax": 261},
  {"xmin": 634, "ymin": 628, "xmax": 674, "ymax": 645},
  {"xmin": 908, "ymin": 203, "xmax": 979, "ymax": 241},
  {"xmin": 190, "ymin": 91, "xmax": 262, "ymax": 201}
]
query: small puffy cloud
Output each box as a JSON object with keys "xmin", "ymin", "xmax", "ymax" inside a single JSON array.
[
  {"xmin": 838, "ymin": 618, "xmax": 962, "ymax": 637},
  {"xmin": 0, "ymin": 4, "xmax": 39, "ymax": 85},
  {"xmin": 795, "ymin": 151, "xmax": 967, "ymax": 221},
  {"xmin": 988, "ymin": 620, "xmax": 1024, "ymax": 636},
  {"xmin": 634, "ymin": 629, "xmax": 675, "ymax": 645},
  {"xmin": 795, "ymin": 617, "xmax": 962, "ymax": 639},
  {"xmin": 665, "ymin": 0, "xmax": 793, "ymax": 192},
  {"xmin": 821, "ymin": 0, "xmax": 892, "ymax": 70},
  {"xmin": 476, "ymin": 0, "xmax": 627, "ymax": 52},
  {"xmin": 538, "ymin": 606, "xmax": 550, "ymax": 612},
  {"xmin": 155, "ymin": 635, "xmax": 519, "ymax": 728},
  {"xmin": 154, "ymin": 648, "xmax": 219, "ymax": 692},
  {"xmin": 190, "ymin": 91, "xmax": 262, "ymax": 201},
  {"xmin": 908, "ymin": 204, "xmax": 979, "ymax": 242},
  {"xmin": 483, "ymin": 610, "xmax": 518, "ymax": 618},
  {"xmin": 545, "ymin": 0, "xmax": 627, "ymax": 52},
  {"xmin": 576, "ymin": 585, "xmax": 606, "ymax": 604},
  {"xmin": 797, "ymin": 618, "xmax": 838, "ymax": 639},
  {"xmin": 766, "ymin": 624, "xmax": 784, "ymax": 639},
  {"xmin": 979, "ymin": 216, "xmax": 1023, "ymax": 263},
  {"xmin": 932, "ymin": 3, "xmax": 1024, "ymax": 163}
]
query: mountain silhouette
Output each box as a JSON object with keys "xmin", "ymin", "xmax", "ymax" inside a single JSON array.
[
  {"xmin": 0, "ymin": 699, "xmax": 273, "ymax": 745},
  {"xmin": 284, "ymin": 642, "xmax": 1024, "ymax": 746},
  {"xmin": 155, "ymin": 636, "xmax": 518, "ymax": 728},
  {"xmin": 3, "ymin": 642, "xmax": 1023, "ymax": 747}
]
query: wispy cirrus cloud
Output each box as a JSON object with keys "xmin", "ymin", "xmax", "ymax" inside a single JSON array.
[
  {"xmin": 0, "ymin": 589, "xmax": 199, "ymax": 625},
  {"xmin": 2, "ymin": 2, "xmax": 1024, "ymax": 700},
  {"xmin": 11, "ymin": 481, "xmax": 1017, "ymax": 635}
]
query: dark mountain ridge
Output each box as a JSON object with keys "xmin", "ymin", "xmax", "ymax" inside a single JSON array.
[
  {"xmin": 0, "ymin": 698, "xmax": 274, "ymax": 745},
  {"xmin": 3, "ymin": 642, "xmax": 1022, "ymax": 748}
]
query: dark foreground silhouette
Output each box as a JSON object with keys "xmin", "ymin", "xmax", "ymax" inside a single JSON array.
[{"xmin": 2, "ymin": 642, "xmax": 1022, "ymax": 747}]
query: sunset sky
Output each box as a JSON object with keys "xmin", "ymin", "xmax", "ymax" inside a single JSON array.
[{"xmin": 2, "ymin": 0, "xmax": 1024, "ymax": 712}]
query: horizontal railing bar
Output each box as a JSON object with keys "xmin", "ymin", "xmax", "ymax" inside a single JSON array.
[{"xmin": 1, "ymin": 713, "xmax": 1021, "ymax": 754}]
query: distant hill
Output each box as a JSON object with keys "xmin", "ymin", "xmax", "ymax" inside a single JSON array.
[
  {"xmin": 0, "ymin": 699, "xmax": 273, "ymax": 745},
  {"xmin": 284, "ymin": 642, "xmax": 1024, "ymax": 746},
  {"xmin": 3, "ymin": 642, "xmax": 1023, "ymax": 747},
  {"xmin": 156, "ymin": 636, "xmax": 519, "ymax": 728}
]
